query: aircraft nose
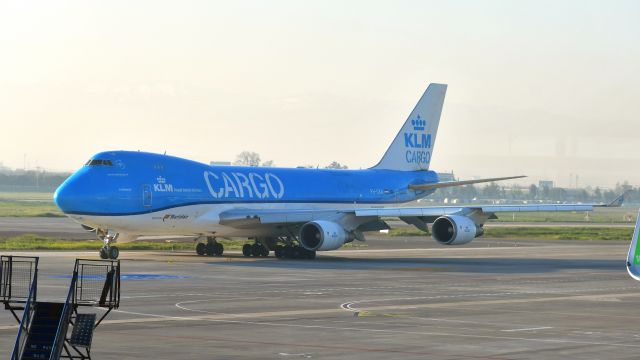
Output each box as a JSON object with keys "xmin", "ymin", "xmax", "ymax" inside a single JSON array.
[
  {"xmin": 53, "ymin": 181, "xmax": 71, "ymax": 212},
  {"xmin": 54, "ymin": 174, "xmax": 82, "ymax": 213}
]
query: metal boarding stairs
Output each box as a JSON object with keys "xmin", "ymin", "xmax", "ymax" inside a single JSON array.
[{"xmin": 1, "ymin": 256, "xmax": 121, "ymax": 360}]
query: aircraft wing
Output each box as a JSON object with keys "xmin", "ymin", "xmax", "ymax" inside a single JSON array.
[
  {"xmin": 218, "ymin": 194, "xmax": 625, "ymax": 230},
  {"xmin": 354, "ymin": 204, "xmax": 597, "ymax": 217},
  {"xmin": 626, "ymin": 209, "xmax": 640, "ymax": 281}
]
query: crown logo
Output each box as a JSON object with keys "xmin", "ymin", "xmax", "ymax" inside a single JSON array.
[
  {"xmin": 157, "ymin": 176, "xmax": 166, "ymax": 184},
  {"xmin": 411, "ymin": 115, "xmax": 426, "ymax": 131}
]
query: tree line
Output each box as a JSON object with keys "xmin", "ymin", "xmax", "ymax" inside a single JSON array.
[
  {"xmin": 0, "ymin": 169, "xmax": 69, "ymax": 191},
  {"xmin": 433, "ymin": 182, "xmax": 639, "ymax": 204}
]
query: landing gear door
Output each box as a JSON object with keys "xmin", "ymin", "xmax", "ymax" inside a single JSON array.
[{"xmin": 143, "ymin": 185, "xmax": 152, "ymax": 207}]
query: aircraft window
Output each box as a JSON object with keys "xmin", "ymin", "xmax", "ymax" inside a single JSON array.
[{"xmin": 85, "ymin": 159, "xmax": 113, "ymax": 166}]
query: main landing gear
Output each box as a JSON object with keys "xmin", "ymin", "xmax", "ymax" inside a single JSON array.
[
  {"xmin": 242, "ymin": 242, "xmax": 269, "ymax": 257},
  {"xmin": 240, "ymin": 237, "xmax": 316, "ymax": 260},
  {"xmin": 98, "ymin": 230, "xmax": 120, "ymax": 259},
  {"xmin": 274, "ymin": 245, "xmax": 316, "ymax": 260},
  {"xmin": 195, "ymin": 237, "xmax": 224, "ymax": 256}
]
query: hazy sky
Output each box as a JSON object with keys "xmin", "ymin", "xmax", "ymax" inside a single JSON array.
[{"xmin": 0, "ymin": 0, "xmax": 638, "ymax": 187}]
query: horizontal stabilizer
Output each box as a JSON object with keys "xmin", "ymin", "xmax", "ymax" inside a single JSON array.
[
  {"xmin": 408, "ymin": 175, "xmax": 526, "ymax": 191},
  {"xmin": 600, "ymin": 190, "xmax": 629, "ymax": 208}
]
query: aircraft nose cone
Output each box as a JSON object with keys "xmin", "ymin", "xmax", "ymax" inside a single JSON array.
[
  {"xmin": 54, "ymin": 174, "xmax": 83, "ymax": 213},
  {"xmin": 53, "ymin": 181, "xmax": 71, "ymax": 212}
]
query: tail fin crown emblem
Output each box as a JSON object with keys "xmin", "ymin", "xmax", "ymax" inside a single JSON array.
[{"xmin": 411, "ymin": 115, "xmax": 426, "ymax": 131}]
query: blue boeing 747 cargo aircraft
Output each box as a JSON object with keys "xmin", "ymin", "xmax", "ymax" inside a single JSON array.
[{"xmin": 53, "ymin": 84, "xmax": 622, "ymax": 259}]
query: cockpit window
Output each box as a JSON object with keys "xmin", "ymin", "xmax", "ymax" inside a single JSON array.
[{"xmin": 85, "ymin": 159, "xmax": 113, "ymax": 166}]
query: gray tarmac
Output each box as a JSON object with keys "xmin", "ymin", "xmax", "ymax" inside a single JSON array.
[{"xmin": 1, "ymin": 237, "xmax": 640, "ymax": 360}]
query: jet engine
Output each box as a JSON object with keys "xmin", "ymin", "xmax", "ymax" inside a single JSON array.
[
  {"xmin": 299, "ymin": 221, "xmax": 352, "ymax": 251},
  {"xmin": 431, "ymin": 215, "xmax": 483, "ymax": 245}
]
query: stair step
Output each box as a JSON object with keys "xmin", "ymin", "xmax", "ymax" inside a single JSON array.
[
  {"xmin": 27, "ymin": 330, "xmax": 57, "ymax": 337},
  {"xmin": 30, "ymin": 324, "xmax": 59, "ymax": 331},
  {"xmin": 30, "ymin": 322, "xmax": 59, "ymax": 328},
  {"xmin": 24, "ymin": 341, "xmax": 54, "ymax": 348},
  {"xmin": 21, "ymin": 351, "xmax": 52, "ymax": 359},
  {"xmin": 25, "ymin": 331, "xmax": 56, "ymax": 338},
  {"xmin": 32, "ymin": 318, "xmax": 61, "ymax": 324},
  {"xmin": 24, "ymin": 345, "xmax": 52, "ymax": 352},
  {"xmin": 30, "ymin": 325, "xmax": 59, "ymax": 331}
]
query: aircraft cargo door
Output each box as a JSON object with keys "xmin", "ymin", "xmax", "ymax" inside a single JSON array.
[{"xmin": 143, "ymin": 185, "xmax": 152, "ymax": 207}]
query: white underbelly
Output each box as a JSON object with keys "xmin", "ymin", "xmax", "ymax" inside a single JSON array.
[{"xmin": 66, "ymin": 202, "xmax": 371, "ymax": 238}]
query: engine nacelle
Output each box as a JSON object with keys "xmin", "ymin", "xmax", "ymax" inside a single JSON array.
[
  {"xmin": 299, "ymin": 221, "xmax": 351, "ymax": 251},
  {"xmin": 431, "ymin": 215, "xmax": 483, "ymax": 245}
]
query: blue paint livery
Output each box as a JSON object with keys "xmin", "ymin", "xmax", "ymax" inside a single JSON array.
[{"xmin": 54, "ymin": 151, "xmax": 439, "ymax": 216}]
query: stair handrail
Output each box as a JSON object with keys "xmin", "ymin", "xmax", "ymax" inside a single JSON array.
[
  {"xmin": 49, "ymin": 271, "xmax": 77, "ymax": 360},
  {"xmin": 10, "ymin": 274, "xmax": 37, "ymax": 360},
  {"xmin": 1, "ymin": 256, "xmax": 39, "ymax": 303}
]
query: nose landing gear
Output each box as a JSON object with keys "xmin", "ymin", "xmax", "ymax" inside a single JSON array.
[
  {"xmin": 99, "ymin": 246, "xmax": 120, "ymax": 260},
  {"xmin": 98, "ymin": 231, "xmax": 120, "ymax": 259}
]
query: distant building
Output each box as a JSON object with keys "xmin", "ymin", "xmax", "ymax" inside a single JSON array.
[
  {"xmin": 539, "ymin": 180, "xmax": 554, "ymax": 190},
  {"xmin": 437, "ymin": 172, "xmax": 456, "ymax": 182},
  {"xmin": 210, "ymin": 161, "xmax": 232, "ymax": 166}
]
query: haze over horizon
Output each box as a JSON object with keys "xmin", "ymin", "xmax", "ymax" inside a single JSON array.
[{"xmin": 1, "ymin": 0, "xmax": 638, "ymax": 188}]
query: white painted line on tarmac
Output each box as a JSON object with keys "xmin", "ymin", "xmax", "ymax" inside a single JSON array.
[
  {"xmin": 501, "ymin": 326, "xmax": 553, "ymax": 332},
  {"xmin": 340, "ymin": 302, "xmax": 357, "ymax": 312}
]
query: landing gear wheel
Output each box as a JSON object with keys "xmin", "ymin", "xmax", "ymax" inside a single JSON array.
[
  {"xmin": 195, "ymin": 243, "xmax": 206, "ymax": 256},
  {"xmin": 251, "ymin": 243, "xmax": 262, "ymax": 257},
  {"xmin": 205, "ymin": 242, "xmax": 216, "ymax": 256},
  {"xmin": 299, "ymin": 248, "xmax": 316, "ymax": 259},
  {"xmin": 274, "ymin": 245, "xmax": 284, "ymax": 259},
  {"xmin": 284, "ymin": 245, "xmax": 294, "ymax": 259},
  {"xmin": 214, "ymin": 243, "xmax": 224, "ymax": 256},
  {"xmin": 99, "ymin": 247, "xmax": 108, "ymax": 259},
  {"xmin": 260, "ymin": 246, "xmax": 269, "ymax": 257},
  {"xmin": 242, "ymin": 244, "xmax": 252, "ymax": 257},
  {"xmin": 108, "ymin": 246, "xmax": 120, "ymax": 260}
]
